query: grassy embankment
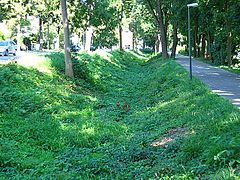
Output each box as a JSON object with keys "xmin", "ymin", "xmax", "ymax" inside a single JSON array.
[{"xmin": 0, "ymin": 50, "xmax": 239, "ymax": 179}]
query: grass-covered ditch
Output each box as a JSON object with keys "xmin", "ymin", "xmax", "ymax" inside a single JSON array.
[{"xmin": 0, "ymin": 51, "xmax": 239, "ymax": 179}]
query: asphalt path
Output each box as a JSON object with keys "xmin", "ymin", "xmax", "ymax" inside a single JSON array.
[
  {"xmin": 0, "ymin": 54, "xmax": 17, "ymax": 63},
  {"xmin": 0, "ymin": 51, "xmax": 53, "ymax": 64},
  {"xmin": 176, "ymin": 54, "xmax": 240, "ymax": 107}
]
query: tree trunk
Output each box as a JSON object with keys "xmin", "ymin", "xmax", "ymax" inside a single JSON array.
[
  {"xmin": 193, "ymin": 35, "xmax": 196, "ymax": 57},
  {"xmin": 227, "ymin": 22, "xmax": 232, "ymax": 67},
  {"xmin": 17, "ymin": 16, "xmax": 21, "ymax": 52},
  {"xmin": 60, "ymin": 0, "xmax": 73, "ymax": 78},
  {"xmin": 193, "ymin": 17, "xmax": 198, "ymax": 57},
  {"xmin": 132, "ymin": 31, "xmax": 135, "ymax": 50},
  {"xmin": 207, "ymin": 31, "xmax": 212, "ymax": 60},
  {"xmin": 164, "ymin": 11, "xmax": 169, "ymax": 48},
  {"xmin": 156, "ymin": 0, "xmax": 168, "ymax": 58},
  {"xmin": 155, "ymin": 34, "xmax": 160, "ymax": 53},
  {"xmin": 47, "ymin": 21, "xmax": 50, "ymax": 50},
  {"xmin": 119, "ymin": 25, "xmax": 123, "ymax": 50},
  {"xmin": 38, "ymin": 16, "xmax": 43, "ymax": 50},
  {"xmin": 197, "ymin": 34, "xmax": 201, "ymax": 57},
  {"xmin": 201, "ymin": 33, "xmax": 206, "ymax": 58},
  {"xmin": 171, "ymin": 24, "xmax": 178, "ymax": 58},
  {"xmin": 220, "ymin": 44, "xmax": 225, "ymax": 65},
  {"xmin": 55, "ymin": 26, "xmax": 60, "ymax": 50},
  {"xmin": 85, "ymin": 27, "xmax": 93, "ymax": 51},
  {"xmin": 119, "ymin": 4, "xmax": 123, "ymax": 51},
  {"xmin": 132, "ymin": 33, "xmax": 135, "ymax": 50},
  {"xmin": 82, "ymin": 32, "xmax": 86, "ymax": 50}
]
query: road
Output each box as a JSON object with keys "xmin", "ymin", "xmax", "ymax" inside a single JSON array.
[
  {"xmin": 0, "ymin": 51, "xmax": 31, "ymax": 64},
  {"xmin": 0, "ymin": 54, "xmax": 18, "ymax": 64},
  {"xmin": 176, "ymin": 54, "xmax": 240, "ymax": 107},
  {"xmin": 0, "ymin": 51, "xmax": 53, "ymax": 64}
]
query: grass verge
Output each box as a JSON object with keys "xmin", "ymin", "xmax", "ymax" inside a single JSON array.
[
  {"xmin": 195, "ymin": 57, "xmax": 240, "ymax": 75},
  {"xmin": 0, "ymin": 51, "xmax": 239, "ymax": 179}
]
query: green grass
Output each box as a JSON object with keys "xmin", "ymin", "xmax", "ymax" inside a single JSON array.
[
  {"xmin": 220, "ymin": 64, "xmax": 240, "ymax": 75},
  {"xmin": 0, "ymin": 50, "xmax": 239, "ymax": 179}
]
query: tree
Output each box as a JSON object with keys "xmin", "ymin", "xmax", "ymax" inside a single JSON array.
[
  {"xmin": 0, "ymin": 0, "xmax": 8, "ymax": 22},
  {"xmin": 145, "ymin": 0, "xmax": 168, "ymax": 58},
  {"xmin": 1, "ymin": 0, "xmax": 31, "ymax": 50},
  {"xmin": 61, "ymin": 0, "xmax": 73, "ymax": 78},
  {"xmin": 69, "ymin": 0, "xmax": 120, "ymax": 50},
  {"xmin": 176, "ymin": 0, "xmax": 240, "ymax": 66}
]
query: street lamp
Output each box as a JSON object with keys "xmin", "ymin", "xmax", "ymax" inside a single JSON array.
[{"xmin": 187, "ymin": 2, "xmax": 198, "ymax": 80}]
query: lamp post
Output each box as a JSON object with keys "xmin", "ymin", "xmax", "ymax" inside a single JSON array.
[{"xmin": 187, "ymin": 3, "xmax": 198, "ymax": 80}]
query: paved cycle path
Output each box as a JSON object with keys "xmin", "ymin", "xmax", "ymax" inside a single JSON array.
[{"xmin": 176, "ymin": 54, "xmax": 240, "ymax": 107}]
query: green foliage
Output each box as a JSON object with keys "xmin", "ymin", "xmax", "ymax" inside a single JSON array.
[
  {"xmin": 93, "ymin": 30, "xmax": 118, "ymax": 49},
  {"xmin": 0, "ymin": 31, "xmax": 6, "ymax": 41},
  {"xmin": 220, "ymin": 61, "xmax": 240, "ymax": 75},
  {"xmin": 179, "ymin": 49, "xmax": 189, "ymax": 56},
  {"xmin": 140, "ymin": 48, "xmax": 155, "ymax": 54},
  {"xmin": 70, "ymin": 0, "xmax": 119, "ymax": 47},
  {"xmin": 0, "ymin": 51, "xmax": 239, "ymax": 178},
  {"xmin": 22, "ymin": 34, "xmax": 39, "ymax": 50}
]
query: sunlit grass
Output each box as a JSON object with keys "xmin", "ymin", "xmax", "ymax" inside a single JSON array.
[
  {"xmin": 17, "ymin": 54, "xmax": 53, "ymax": 75},
  {"xmin": 128, "ymin": 50, "xmax": 149, "ymax": 60},
  {"xmin": 220, "ymin": 63, "xmax": 240, "ymax": 75}
]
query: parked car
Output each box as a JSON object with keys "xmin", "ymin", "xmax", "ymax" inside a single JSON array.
[
  {"xmin": 71, "ymin": 44, "xmax": 81, "ymax": 52},
  {"xmin": 90, "ymin": 45, "xmax": 97, "ymax": 51},
  {"xmin": 0, "ymin": 40, "xmax": 17, "ymax": 56}
]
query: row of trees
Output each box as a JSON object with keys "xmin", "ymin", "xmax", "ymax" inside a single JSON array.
[
  {"xmin": 0, "ymin": 0, "xmax": 61, "ymax": 50},
  {"xmin": 0, "ymin": 0, "xmax": 239, "ymax": 76},
  {"xmin": 143, "ymin": 0, "xmax": 240, "ymax": 65}
]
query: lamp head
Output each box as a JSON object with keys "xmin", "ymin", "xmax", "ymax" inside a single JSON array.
[{"xmin": 187, "ymin": 3, "xmax": 198, "ymax": 7}]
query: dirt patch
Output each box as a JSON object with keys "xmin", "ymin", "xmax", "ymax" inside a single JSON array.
[{"xmin": 151, "ymin": 127, "xmax": 190, "ymax": 147}]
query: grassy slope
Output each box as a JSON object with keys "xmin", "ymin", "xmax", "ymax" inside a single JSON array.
[{"xmin": 0, "ymin": 51, "xmax": 239, "ymax": 179}]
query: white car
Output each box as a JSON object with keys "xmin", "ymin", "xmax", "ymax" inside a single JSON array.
[{"xmin": 0, "ymin": 40, "xmax": 17, "ymax": 56}]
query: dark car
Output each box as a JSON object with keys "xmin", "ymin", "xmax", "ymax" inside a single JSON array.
[{"xmin": 71, "ymin": 44, "xmax": 81, "ymax": 52}]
